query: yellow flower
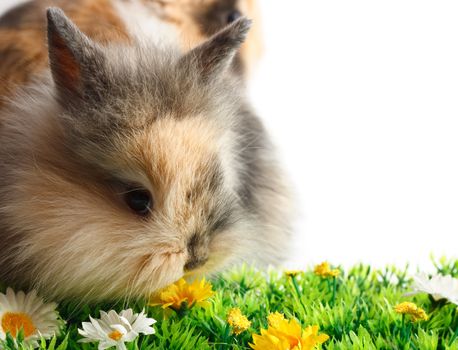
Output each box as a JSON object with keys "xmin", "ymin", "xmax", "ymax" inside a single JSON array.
[
  {"xmin": 250, "ymin": 329, "xmax": 290, "ymax": 350},
  {"xmin": 394, "ymin": 302, "xmax": 428, "ymax": 322},
  {"xmin": 313, "ymin": 262, "xmax": 340, "ymax": 278},
  {"xmin": 267, "ymin": 312, "xmax": 285, "ymax": 328},
  {"xmin": 285, "ymin": 270, "xmax": 302, "ymax": 278},
  {"xmin": 249, "ymin": 316, "xmax": 329, "ymax": 350},
  {"xmin": 149, "ymin": 278, "xmax": 214, "ymax": 311},
  {"xmin": 227, "ymin": 308, "xmax": 251, "ymax": 335}
]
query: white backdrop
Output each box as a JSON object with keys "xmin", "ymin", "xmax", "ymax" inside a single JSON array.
[
  {"xmin": 251, "ymin": 1, "xmax": 458, "ymax": 270},
  {"xmin": 1, "ymin": 1, "xmax": 457, "ymax": 270}
]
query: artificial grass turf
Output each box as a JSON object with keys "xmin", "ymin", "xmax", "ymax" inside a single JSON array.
[{"xmin": 2, "ymin": 258, "xmax": 458, "ymax": 350}]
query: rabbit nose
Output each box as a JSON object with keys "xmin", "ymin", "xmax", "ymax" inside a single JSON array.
[
  {"xmin": 184, "ymin": 233, "xmax": 209, "ymax": 271},
  {"xmin": 184, "ymin": 257, "xmax": 208, "ymax": 271}
]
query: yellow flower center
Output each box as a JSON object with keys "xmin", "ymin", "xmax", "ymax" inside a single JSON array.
[
  {"xmin": 1, "ymin": 312, "xmax": 36, "ymax": 338},
  {"xmin": 108, "ymin": 329, "xmax": 123, "ymax": 341}
]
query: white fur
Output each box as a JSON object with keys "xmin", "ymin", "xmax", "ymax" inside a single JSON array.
[{"xmin": 113, "ymin": 0, "xmax": 181, "ymax": 49}]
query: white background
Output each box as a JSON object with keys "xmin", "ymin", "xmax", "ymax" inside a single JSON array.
[{"xmin": 1, "ymin": 1, "xmax": 457, "ymax": 271}]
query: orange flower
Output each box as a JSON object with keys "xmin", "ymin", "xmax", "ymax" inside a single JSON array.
[
  {"xmin": 250, "ymin": 315, "xmax": 329, "ymax": 350},
  {"xmin": 394, "ymin": 302, "xmax": 428, "ymax": 322},
  {"xmin": 284, "ymin": 270, "xmax": 302, "ymax": 278},
  {"xmin": 313, "ymin": 262, "xmax": 340, "ymax": 278},
  {"xmin": 227, "ymin": 308, "xmax": 251, "ymax": 335},
  {"xmin": 149, "ymin": 278, "xmax": 214, "ymax": 311}
]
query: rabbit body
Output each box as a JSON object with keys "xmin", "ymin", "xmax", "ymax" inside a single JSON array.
[{"xmin": 0, "ymin": 3, "xmax": 292, "ymax": 301}]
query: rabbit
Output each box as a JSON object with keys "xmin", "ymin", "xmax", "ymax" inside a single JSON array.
[
  {"xmin": 0, "ymin": 7, "xmax": 293, "ymax": 302},
  {"xmin": 0, "ymin": 0, "xmax": 263, "ymax": 109}
]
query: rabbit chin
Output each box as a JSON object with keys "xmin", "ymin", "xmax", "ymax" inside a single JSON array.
[
  {"xmin": 87, "ymin": 254, "xmax": 228, "ymax": 302},
  {"xmin": 40, "ymin": 244, "xmax": 232, "ymax": 302},
  {"xmin": 37, "ymin": 249, "xmax": 189, "ymax": 302}
]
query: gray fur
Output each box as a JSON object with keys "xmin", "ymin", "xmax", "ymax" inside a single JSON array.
[
  {"xmin": 47, "ymin": 9, "xmax": 251, "ymax": 164},
  {"xmin": 179, "ymin": 17, "xmax": 252, "ymax": 81}
]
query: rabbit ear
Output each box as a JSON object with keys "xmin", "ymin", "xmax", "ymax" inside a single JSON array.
[
  {"xmin": 46, "ymin": 8, "xmax": 103, "ymax": 98},
  {"xmin": 180, "ymin": 17, "xmax": 252, "ymax": 80}
]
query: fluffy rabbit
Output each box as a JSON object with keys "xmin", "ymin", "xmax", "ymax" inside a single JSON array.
[{"xmin": 0, "ymin": 8, "xmax": 292, "ymax": 301}]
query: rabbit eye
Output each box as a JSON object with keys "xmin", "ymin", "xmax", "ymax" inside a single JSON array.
[
  {"xmin": 125, "ymin": 189, "xmax": 152, "ymax": 216},
  {"xmin": 226, "ymin": 10, "xmax": 241, "ymax": 24}
]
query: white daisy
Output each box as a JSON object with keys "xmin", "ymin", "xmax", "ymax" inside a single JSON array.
[
  {"xmin": 0, "ymin": 288, "xmax": 60, "ymax": 347},
  {"xmin": 405, "ymin": 272, "xmax": 458, "ymax": 305},
  {"xmin": 78, "ymin": 309, "xmax": 156, "ymax": 350}
]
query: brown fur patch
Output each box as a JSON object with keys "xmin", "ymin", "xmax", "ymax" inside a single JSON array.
[
  {"xmin": 238, "ymin": 0, "xmax": 263, "ymax": 73},
  {"xmin": 0, "ymin": 28, "xmax": 48, "ymax": 109},
  {"xmin": 0, "ymin": 0, "xmax": 129, "ymax": 108},
  {"xmin": 139, "ymin": 0, "xmax": 262, "ymax": 72}
]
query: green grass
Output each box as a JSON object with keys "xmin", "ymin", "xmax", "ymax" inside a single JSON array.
[{"xmin": 2, "ymin": 258, "xmax": 458, "ymax": 350}]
